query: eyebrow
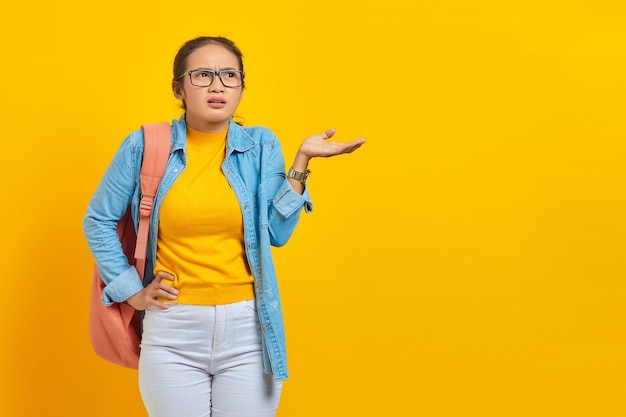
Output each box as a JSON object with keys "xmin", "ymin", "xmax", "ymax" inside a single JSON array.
[{"xmin": 190, "ymin": 67, "xmax": 239, "ymax": 71}]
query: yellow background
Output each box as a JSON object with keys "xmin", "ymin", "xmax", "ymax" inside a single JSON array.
[{"xmin": 1, "ymin": 0, "xmax": 625, "ymax": 416}]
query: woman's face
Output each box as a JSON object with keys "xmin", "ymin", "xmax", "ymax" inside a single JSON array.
[{"xmin": 173, "ymin": 43, "xmax": 244, "ymax": 133}]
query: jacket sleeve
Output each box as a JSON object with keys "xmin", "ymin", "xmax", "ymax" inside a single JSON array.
[
  {"xmin": 264, "ymin": 135, "xmax": 313, "ymax": 247},
  {"xmin": 82, "ymin": 133, "xmax": 144, "ymax": 306}
]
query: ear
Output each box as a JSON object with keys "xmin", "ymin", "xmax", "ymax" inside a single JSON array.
[{"xmin": 172, "ymin": 81, "xmax": 184, "ymax": 100}]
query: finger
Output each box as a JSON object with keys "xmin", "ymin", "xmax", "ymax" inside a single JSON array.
[
  {"xmin": 158, "ymin": 284, "xmax": 179, "ymax": 297},
  {"xmin": 152, "ymin": 300, "xmax": 171, "ymax": 310},
  {"xmin": 347, "ymin": 138, "xmax": 366, "ymax": 146},
  {"xmin": 341, "ymin": 139, "xmax": 366, "ymax": 153},
  {"xmin": 157, "ymin": 289, "xmax": 178, "ymax": 301},
  {"xmin": 329, "ymin": 141, "xmax": 364, "ymax": 156},
  {"xmin": 154, "ymin": 271, "xmax": 175, "ymax": 282},
  {"xmin": 322, "ymin": 128, "xmax": 336, "ymax": 140}
]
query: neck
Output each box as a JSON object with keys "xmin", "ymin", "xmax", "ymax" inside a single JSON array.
[{"xmin": 185, "ymin": 117, "xmax": 230, "ymax": 133}]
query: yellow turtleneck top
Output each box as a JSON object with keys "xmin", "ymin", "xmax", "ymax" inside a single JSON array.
[{"xmin": 154, "ymin": 126, "xmax": 254, "ymax": 305}]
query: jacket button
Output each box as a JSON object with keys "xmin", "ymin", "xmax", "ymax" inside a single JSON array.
[{"xmin": 263, "ymin": 324, "xmax": 269, "ymax": 329}]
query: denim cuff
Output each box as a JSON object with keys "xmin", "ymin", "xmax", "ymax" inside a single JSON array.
[
  {"xmin": 273, "ymin": 180, "xmax": 313, "ymax": 218},
  {"xmin": 101, "ymin": 265, "xmax": 144, "ymax": 306}
]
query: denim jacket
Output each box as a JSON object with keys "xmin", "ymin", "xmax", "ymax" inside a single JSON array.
[{"xmin": 83, "ymin": 115, "xmax": 312, "ymax": 381}]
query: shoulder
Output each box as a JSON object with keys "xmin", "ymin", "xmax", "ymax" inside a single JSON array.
[
  {"xmin": 121, "ymin": 126, "xmax": 147, "ymax": 153},
  {"xmin": 125, "ymin": 120, "xmax": 179, "ymax": 152},
  {"xmin": 233, "ymin": 123, "xmax": 280, "ymax": 146}
]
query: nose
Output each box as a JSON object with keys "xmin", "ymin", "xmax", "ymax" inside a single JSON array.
[{"xmin": 210, "ymin": 74, "xmax": 226, "ymax": 92}]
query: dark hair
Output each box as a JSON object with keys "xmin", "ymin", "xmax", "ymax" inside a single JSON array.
[{"xmin": 172, "ymin": 36, "xmax": 245, "ymax": 88}]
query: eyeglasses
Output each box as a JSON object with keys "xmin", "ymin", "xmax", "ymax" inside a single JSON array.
[{"xmin": 181, "ymin": 68, "xmax": 245, "ymax": 88}]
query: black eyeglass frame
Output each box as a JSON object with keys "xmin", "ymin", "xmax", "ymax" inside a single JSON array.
[{"xmin": 180, "ymin": 68, "xmax": 246, "ymax": 88}]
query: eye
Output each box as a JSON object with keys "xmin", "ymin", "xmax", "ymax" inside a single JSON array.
[
  {"xmin": 196, "ymin": 70, "xmax": 213, "ymax": 78},
  {"xmin": 223, "ymin": 71, "xmax": 237, "ymax": 78}
]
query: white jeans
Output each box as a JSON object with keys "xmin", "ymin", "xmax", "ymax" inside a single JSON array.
[{"xmin": 138, "ymin": 300, "xmax": 282, "ymax": 417}]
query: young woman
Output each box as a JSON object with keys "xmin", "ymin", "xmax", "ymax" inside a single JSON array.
[{"xmin": 83, "ymin": 36, "xmax": 364, "ymax": 417}]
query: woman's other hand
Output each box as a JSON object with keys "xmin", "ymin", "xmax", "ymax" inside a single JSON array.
[{"xmin": 125, "ymin": 271, "xmax": 178, "ymax": 311}]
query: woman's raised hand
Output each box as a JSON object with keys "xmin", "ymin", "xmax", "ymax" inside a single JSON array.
[{"xmin": 298, "ymin": 128, "xmax": 365, "ymax": 160}]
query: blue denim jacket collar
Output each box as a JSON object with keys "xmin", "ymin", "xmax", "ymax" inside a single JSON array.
[{"xmin": 171, "ymin": 115, "xmax": 258, "ymax": 155}]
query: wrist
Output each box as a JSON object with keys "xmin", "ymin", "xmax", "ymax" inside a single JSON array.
[
  {"xmin": 125, "ymin": 291, "xmax": 141, "ymax": 309},
  {"xmin": 292, "ymin": 151, "xmax": 310, "ymax": 172},
  {"xmin": 287, "ymin": 166, "xmax": 311, "ymax": 184}
]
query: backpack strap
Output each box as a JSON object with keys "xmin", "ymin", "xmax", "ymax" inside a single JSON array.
[{"xmin": 134, "ymin": 123, "xmax": 171, "ymax": 278}]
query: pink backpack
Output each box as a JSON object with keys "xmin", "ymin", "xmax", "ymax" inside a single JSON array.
[{"xmin": 89, "ymin": 123, "xmax": 170, "ymax": 369}]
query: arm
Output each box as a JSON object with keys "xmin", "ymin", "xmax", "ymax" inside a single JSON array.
[
  {"xmin": 267, "ymin": 128, "xmax": 365, "ymax": 246},
  {"xmin": 287, "ymin": 128, "xmax": 366, "ymax": 194},
  {"xmin": 83, "ymin": 133, "xmax": 178, "ymax": 309},
  {"xmin": 83, "ymin": 135, "xmax": 143, "ymax": 306}
]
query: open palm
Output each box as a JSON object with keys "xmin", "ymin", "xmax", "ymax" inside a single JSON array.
[{"xmin": 299, "ymin": 128, "xmax": 366, "ymax": 159}]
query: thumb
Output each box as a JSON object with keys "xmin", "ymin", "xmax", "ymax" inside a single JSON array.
[{"xmin": 322, "ymin": 128, "xmax": 336, "ymax": 140}]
